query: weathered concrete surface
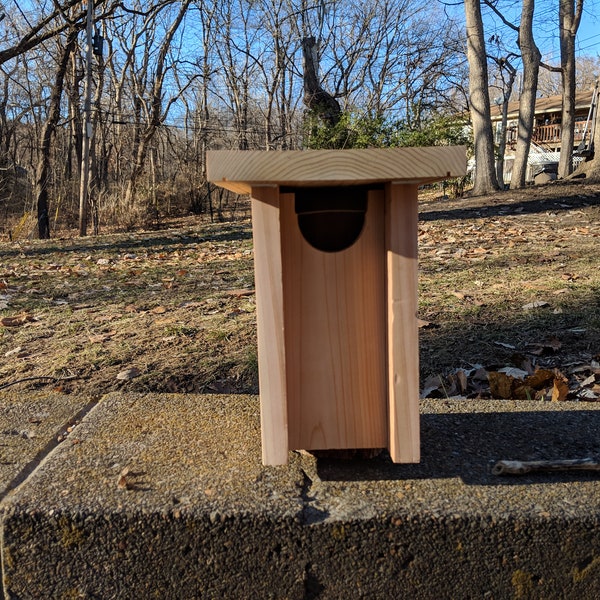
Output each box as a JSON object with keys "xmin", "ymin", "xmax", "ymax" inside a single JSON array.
[
  {"xmin": 2, "ymin": 393, "xmax": 600, "ymax": 599},
  {"xmin": 0, "ymin": 391, "xmax": 94, "ymax": 500}
]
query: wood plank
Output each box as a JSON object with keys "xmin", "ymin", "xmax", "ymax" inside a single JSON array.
[
  {"xmin": 208, "ymin": 147, "xmax": 466, "ymax": 195},
  {"xmin": 250, "ymin": 186, "xmax": 289, "ymax": 465},
  {"xmin": 386, "ymin": 183, "xmax": 420, "ymax": 463},
  {"xmin": 281, "ymin": 190, "xmax": 388, "ymax": 451}
]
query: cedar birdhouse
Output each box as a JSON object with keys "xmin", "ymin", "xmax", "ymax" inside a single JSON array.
[{"xmin": 207, "ymin": 147, "xmax": 466, "ymax": 465}]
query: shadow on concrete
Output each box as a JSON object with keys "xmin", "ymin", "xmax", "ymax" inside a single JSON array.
[{"xmin": 315, "ymin": 409, "xmax": 600, "ymax": 486}]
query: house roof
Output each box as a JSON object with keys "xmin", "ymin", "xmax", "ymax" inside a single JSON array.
[{"xmin": 490, "ymin": 88, "xmax": 595, "ymax": 121}]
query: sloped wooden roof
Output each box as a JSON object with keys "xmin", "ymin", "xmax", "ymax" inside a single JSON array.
[{"xmin": 490, "ymin": 88, "xmax": 594, "ymax": 121}]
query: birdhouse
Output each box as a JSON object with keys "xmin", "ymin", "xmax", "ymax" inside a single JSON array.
[{"xmin": 207, "ymin": 147, "xmax": 466, "ymax": 465}]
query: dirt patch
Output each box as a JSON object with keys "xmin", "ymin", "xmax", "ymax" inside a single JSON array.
[{"xmin": 1, "ymin": 179, "xmax": 599, "ymax": 400}]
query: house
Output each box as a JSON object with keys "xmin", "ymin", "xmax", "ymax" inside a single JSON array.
[
  {"xmin": 490, "ymin": 88, "xmax": 595, "ymax": 152},
  {"xmin": 489, "ymin": 88, "xmax": 596, "ymax": 183}
]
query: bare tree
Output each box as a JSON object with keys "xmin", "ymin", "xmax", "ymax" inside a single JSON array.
[
  {"xmin": 489, "ymin": 52, "xmax": 517, "ymax": 186},
  {"xmin": 35, "ymin": 28, "xmax": 79, "ymax": 238},
  {"xmin": 465, "ymin": 0, "xmax": 499, "ymax": 195},
  {"xmin": 302, "ymin": 36, "xmax": 340, "ymax": 125},
  {"xmin": 0, "ymin": 1, "xmax": 114, "ymax": 66},
  {"xmin": 484, "ymin": 0, "xmax": 541, "ymax": 188},
  {"xmin": 510, "ymin": 0, "xmax": 541, "ymax": 188},
  {"xmin": 557, "ymin": 0, "xmax": 584, "ymax": 178},
  {"xmin": 124, "ymin": 0, "xmax": 193, "ymax": 206}
]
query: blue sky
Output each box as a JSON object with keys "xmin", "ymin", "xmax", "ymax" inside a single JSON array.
[
  {"xmin": 445, "ymin": 0, "xmax": 600, "ymax": 64},
  {"xmin": 574, "ymin": 7, "xmax": 600, "ymax": 59}
]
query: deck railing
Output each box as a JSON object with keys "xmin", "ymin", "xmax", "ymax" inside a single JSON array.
[
  {"xmin": 504, "ymin": 120, "xmax": 589, "ymax": 147},
  {"xmin": 532, "ymin": 121, "xmax": 588, "ymax": 145}
]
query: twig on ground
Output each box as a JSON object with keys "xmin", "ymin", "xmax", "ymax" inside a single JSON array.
[{"xmin": 492, "ymin": 458, "xmax": 600, "ymax": 476}]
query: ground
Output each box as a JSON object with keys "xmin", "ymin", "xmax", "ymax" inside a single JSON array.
[{"xmin": 0, "ymin": 179, "xmax": 599, "ymax": 402}]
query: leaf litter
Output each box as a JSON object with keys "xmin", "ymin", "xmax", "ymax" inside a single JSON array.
[
  {"xmin": 0, "ymin": 181, "xmax": 599, "ymax": 403},
  {"xmin": 418, "ymin": 180, "xmax": 600, "ymax": 402}
]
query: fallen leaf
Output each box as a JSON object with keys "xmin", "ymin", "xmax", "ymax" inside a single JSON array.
[
  {"xmin": 455, "ymin": 369, "xmax": 469, "ymax": 394},
  {"xmin": 494, "ymin": 341, "xmax": 517, "ymax": 350},
  {"xmin": 488, "ymin": 371, "xmax": 515, "ymax": 399},
  {"xmin": 1, "ymin": 313, "xmax": 36, "ymax": 327},
  {"xmin": 116, "ymin": 367, "xmax": 141, "ymax": 381},
  {"xmin": 551, "ymin": 374, "xmax": 569, "ymax": 402},
  {"xmin": 179, "ymin": 301, "xmax": 203, "ymax": 309},
  {"xmin": 581, "ymin": 374, "xmax": 597, "ymax": 387},
  {"xmin": 421, "ymin": 374, "xmax": 445, "ymax": 398},
  {"xmin": 117, "ymin": 473, "xmax": 129, "ymax": 490},
  {"xmin": 522, "ymin": 300, "xmax": 549, "ymax": 310},
  {"xmin": 523, "ymin": 369, "xmax": 555, "ymax": 389},
  {"xmin": 89, "ymin": 333, "xmax": 113, "ymax": 343},
  {"xmin": 4, "ymin": 346, "xmax": 23, "ymax": 357},
  {"xmin": 225, "ymin": 289, "xmax": 255, "ymax": 298},
  {"xmin": 498, "ymin": 367, "xmax": 529, "ymax": 379},
  {"xmin": 527, "ymin": 337, "xmax": 562, "ymax": 356},
  {"xmin": 578, "ymin": 388, "xmax": 600, "ymax": 401}
]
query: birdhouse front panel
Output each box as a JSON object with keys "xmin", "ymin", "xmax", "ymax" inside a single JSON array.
[{"xmin": 280, "ymin": 189, "xmax": 388, "ymax": 451}]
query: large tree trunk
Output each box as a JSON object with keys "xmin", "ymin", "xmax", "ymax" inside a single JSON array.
[
  {"xmin": 464, "ymin": 0, "xmax": 499, "ymax": 195},
  {"xmin": 35, "ymin": 30, "xmax": 78, "ymax": 239},
  {"xmin": 302, "ymin": 36, "xmax": 341, "ymax": 126},
  {"xmin": 557, "ymin": 0, "xmax": 584, "ymax": 178},
  {"xmin": 510, "ymin": 0, "xmax": 541, "ymax": 189}
]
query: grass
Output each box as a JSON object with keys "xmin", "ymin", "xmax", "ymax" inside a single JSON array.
[{"xmin": 1, "ymin": 180, "xmax": 600, "ymax": 399}]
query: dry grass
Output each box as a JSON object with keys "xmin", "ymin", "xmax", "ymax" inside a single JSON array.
[{"xmin": 1, "ymin": 179, "xmax": 599, "ymax": 398}]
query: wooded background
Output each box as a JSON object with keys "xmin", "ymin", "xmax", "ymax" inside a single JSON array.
[{"xmin": 0, "ymin": 0, "xmax": 598, "ymax": 238}]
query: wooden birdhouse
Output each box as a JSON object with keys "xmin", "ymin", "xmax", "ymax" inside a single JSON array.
[{"xmin": 207, "ymin": 147, "xmax": 466, "ymax": 465}]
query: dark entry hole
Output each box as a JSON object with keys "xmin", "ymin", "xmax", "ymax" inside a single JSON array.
[{"xmin": 292, "ymin": 186, "xmax": 371, "ymax": 253}]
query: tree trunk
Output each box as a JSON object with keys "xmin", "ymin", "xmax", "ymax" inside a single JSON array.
[
  {"xmin": 495, "ymin": 59, "xmax": 517, "ymax": 187},
  {"xmin": 510, "ymin": 0, "xmax": 541, "ymax": 189},
  {"xmin": 35, "ymin": 30, "xmax": 78, "ymax": 239},
  {"xmin": 302, "ymin": 36, "xmax": 341, "ymax": 126},
  {"xmin": 557, "ymin": 0, "xmax": 584, "ymax": 178},
  {"xmin": 464, "ymin": 0, "xmax": 499, "ymax": 195}
]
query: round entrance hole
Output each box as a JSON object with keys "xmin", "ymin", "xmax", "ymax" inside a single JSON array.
[{"xmin": 293, "ymin": 186, "xmax": 369, "ymax": 253}]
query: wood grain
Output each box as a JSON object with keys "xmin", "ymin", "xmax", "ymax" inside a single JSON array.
[
  {"xmin": 250, "ymin": 186, "xmax": 289, "ymax": 465},
  {"xmin": 208, "ymin": 147, "xmax": 466, "ymax": 195},
  {"xmin": 280, "ymin": 190, "xmax": 388, "ymax": 451},
  {"xmin": 386, "ymin": 183, "xmax": 420, "ymax": 463}
]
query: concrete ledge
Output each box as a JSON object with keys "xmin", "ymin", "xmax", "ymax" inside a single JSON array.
[
  {"xmin": 2, "ymin": 393, "xmax": 600, "ymax": 598},
  {"xmin": 0, "ymin": 392, "xmax": 95, "ymax": 500}
]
